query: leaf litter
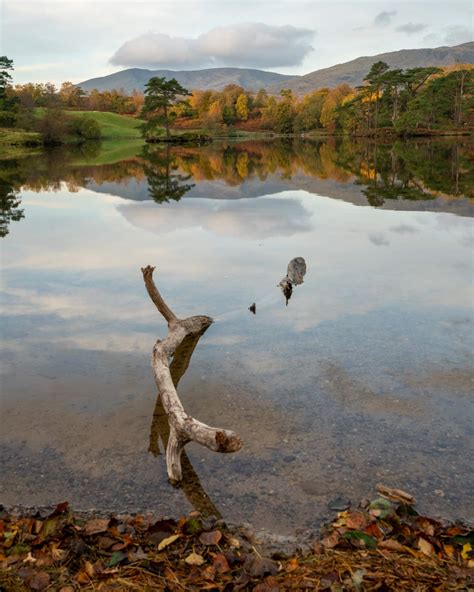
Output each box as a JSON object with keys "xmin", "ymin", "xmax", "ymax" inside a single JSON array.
[{"xmin": 0, "ymin": 487, "xmax": 472, "ymax": 591}]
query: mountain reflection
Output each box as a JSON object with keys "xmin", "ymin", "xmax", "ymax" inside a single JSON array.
[{"xmin": 1, "ymin": 137, "xmax": 472, "ymax": 236}]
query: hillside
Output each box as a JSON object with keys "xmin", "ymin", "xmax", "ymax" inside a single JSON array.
[
  {"xmin": 275, "ymin": 41, "xmax": 474, "ymax": 94},
  {"xmin": 78, "ymin": 42, "xmax": 474, "ymax": 95},
  {"xmin": 68, "ymin": 111, "xmax": 143, "ymax": 139},
  {"xmin": 77, "ymin": 67, "xmax": 294, "ymax": 93}
]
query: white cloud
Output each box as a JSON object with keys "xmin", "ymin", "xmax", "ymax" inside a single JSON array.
[{"xmin": 110, "ymin": 23, "xmax": 315, "ymax": 69}]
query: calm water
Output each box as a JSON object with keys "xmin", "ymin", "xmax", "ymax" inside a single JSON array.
[{"xmin": 1, "ymin": 137, "xmax": 473, "ymax": 537}]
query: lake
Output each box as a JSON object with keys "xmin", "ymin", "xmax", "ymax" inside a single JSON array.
[{"xmin": 1, "ymin": 136, "xmax": 473, "ymax": 538}]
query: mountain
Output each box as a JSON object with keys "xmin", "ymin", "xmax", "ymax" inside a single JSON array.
[
  {"xmin": 275, "ymin": 42, "xmax": 474, "ymax": 94},
  {"xmin": 77, "ymin": 67, "xmax": 294, "ymax": 93},
  {"xmin": 77, "ymin": 42, "xmax": 474, "ymax": 95}
]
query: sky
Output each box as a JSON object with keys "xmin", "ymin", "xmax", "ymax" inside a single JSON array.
[{"xmin": 1, "ymin": 0, "xmax": 473, "ymax": 86}]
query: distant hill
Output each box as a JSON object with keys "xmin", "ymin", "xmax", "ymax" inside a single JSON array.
[
  {"xmin": 77, "ymin": 42, "xmax": 474, "ymax": 95},
  {"xmin": 275, "ymin": 42, "xmax": 474, "ymax": 94},
  {"xmin": 77, "ymin": 67, "xmax": 294, "ymax": 93}
]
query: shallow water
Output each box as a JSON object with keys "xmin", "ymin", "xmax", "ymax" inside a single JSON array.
[{"xmin": 1, "ymin": 137, "xmax": 473, "ymax": 536}]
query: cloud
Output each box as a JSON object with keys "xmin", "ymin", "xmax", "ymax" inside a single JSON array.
[
  {"xmin": 110, "ymin": 23, "xmax": 315, "ymax": 69},
  {"xmin": 374, "ymin": 11, "xmax": 397, "ymax": 27},
  {"xmin": 395, "ymin": 23, "xmax": 427, "ymax": 35}
]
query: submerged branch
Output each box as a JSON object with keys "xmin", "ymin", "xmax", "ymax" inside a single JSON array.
[{"xmin": 141, "ymin": 265, "xmax": 242, "ymax": 483}]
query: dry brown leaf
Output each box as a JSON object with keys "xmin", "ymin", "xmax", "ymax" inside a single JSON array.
[
  {"xmin": 213, "ymin": 553, "xmax": 230, "ymax": 574},
  {"xmin": 321, "ymin": 531, "xmax": 340, "ymax": 549},
  {"xmin": 83, "ymin": 518, "xmax": 110, "ymax": 536},
  {"xmin": 418, "ymin": 537, "xmax": 435, "ymax": 557},
  {"xmin": 185, "ymin": 552, "xmax": 205, "ymax": 566},
  {"xmin": 28, "ymin": 571, "xmax": 51, "ymax": 591},
  {"xmin": 158, "ymin": 533, "xmax": 181, "ymax": 550},
  {"xmin": 345, "ymin": 511, "xmax": 368, "ymax": 530},
  {"xmin": 199, "ymin": 530, "xmax": 222, "ymax": 546},
  {"xmin": 378, "ymin": 539, "xmax": 407, "ymax": 552}
]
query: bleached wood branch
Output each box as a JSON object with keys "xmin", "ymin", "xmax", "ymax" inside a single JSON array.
[{"xmin": 141, "ymin": 265, "xmax": 242, "ymax": 483}]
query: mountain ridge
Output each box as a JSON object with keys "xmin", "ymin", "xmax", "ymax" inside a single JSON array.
[{"xmin": 77, "ymin": 42, "xmax": 474, "ymax": 94}]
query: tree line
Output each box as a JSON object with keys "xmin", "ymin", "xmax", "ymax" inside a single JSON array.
[{"xmin": 1, "ymin": 55, "xmax": 473, "ymax": 140}]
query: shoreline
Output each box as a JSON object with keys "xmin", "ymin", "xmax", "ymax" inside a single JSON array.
[{"xmin": 2, "ymin": 486, "xmax": 473, "ymax": 590}]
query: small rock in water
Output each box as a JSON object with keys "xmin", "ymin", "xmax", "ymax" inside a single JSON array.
[
  {"xmin": 328, "ymin": 496, "xmax": 351, "ymax": 511},
  {"xmin": 248, "ymin": 303, "xmax": 256, "ymax": 314}
]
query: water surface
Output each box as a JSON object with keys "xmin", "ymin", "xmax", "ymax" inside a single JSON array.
[{"xmin": 1, "ymin": 137, "xmax": 473, "ymax": 536}]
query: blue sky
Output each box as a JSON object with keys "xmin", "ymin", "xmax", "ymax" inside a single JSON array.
[{"xmin": 1, "ymin": 0, "xmax": 472, "ymax": 85}]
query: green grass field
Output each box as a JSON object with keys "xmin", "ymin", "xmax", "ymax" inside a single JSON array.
[{"xmin": 68, "ymin": 111, "xmax": 144, "ymax": 140}]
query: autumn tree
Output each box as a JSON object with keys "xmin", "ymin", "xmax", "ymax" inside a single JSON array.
[
  {"xmin": 236, "ymin": 93, "xmax": 249, "ymax": 121},
  {"xmin": 141, "ymin": 77, "xmax": 191, "ymax": 140},
  {"xmin": 59, "ymin": 82, "xmax": 85, "ymax": 108}
]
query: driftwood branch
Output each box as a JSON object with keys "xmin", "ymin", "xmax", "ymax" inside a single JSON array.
[{"xmin": 141, "ymin": 265, "xmax": 242, "ymax": 483}]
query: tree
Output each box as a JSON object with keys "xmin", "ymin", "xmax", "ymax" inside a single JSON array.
[
  {"xmin": 36, "ymin": 108, "xmax": 70, "ymax": 144},
  {"xmin": 363, "ymin": 61, "xmax": 390, "ymax": 130},
  {"xmin": 0, "ymin": 56, "xmax": 17, "ymax": 126},
  {"xmin": 59, "ymin": 82, "xmax": 85, "ymax": 108},
  {"xmin": 70, "ymin": 115, "xmax": 102, "ymax": 140},
  {"xmin": 235, "ymin": 93, "xmax": 249, "ymax": 121},
  {"xmin": 141, "ymin": 77, "xmax": 191, "ymax": 140}
]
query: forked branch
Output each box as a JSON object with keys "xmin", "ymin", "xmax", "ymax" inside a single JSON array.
[{"xmin": 141, "ymin": 265, "xmax": 242, "ymax": 483}]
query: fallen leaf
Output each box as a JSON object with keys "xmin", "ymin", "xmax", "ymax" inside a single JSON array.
[
  {"xmin": 321, "ymin": 531, "xmax": 340, "ymax": 549},
  {"xmin": 345, "ymin": 511, "xmax": 368, "ymax": 530},
  {"xmin": 28, "ymin": 571, "xmax": 50, "ymax": 591},
  {"xmin": 107, "ymin": 551, "xmax": 127, "ymax": 567},
  {"xmin": 368, "ymin": 498, "xmax": 393, "ymax": 519},
  {"xmin": 158, "ymin": 533, "xmax": 181, "ymax": 550},
  {"xmin": 245, "ymin": 556, "xmax": 279, "ymax": 577},
  {"xmin": 286, "ymin": 557, "xmax": 298, "ymax": 572},
  {"xmin": 343, "ymin": 530, "xmax": 377, "ymax": 549},
  {"xmin": 378, "ymin": 539, "xmax": 407, "ymax": 552},
  {"xmin": 81, "ymin": 561, "xmax": 93, "ymax": 578},
  {"xmin": 185, "ymin": 552, "xmax": 205, "ymax": 566},
  {"xmin": 365, "ymin": 522, "xmax": 383, "ymax": 539},
  {"xmin": 213, "ymin": 553, "xmax": 230, "ymax": 573},
  {"xmin": 83, "ymin": 518, "xmax": 110, "ymax": 536},
  {"xmin": 199, "ymin": 530, "xmax": 222, "ymax": 546},
  {"xmin": 416, "ymin": 517, "xmax": 436, "ymax": 536},
  {"xmin": 418, "ymin": 537, "xmax": 435, "ymax": 557},
  {"xmin": 461, "ymin": 542, "xmax": 473, "ymax": 560},
  {"xmin": 184, "ymin": 517, "xmax": 202, "ymax": 535}
]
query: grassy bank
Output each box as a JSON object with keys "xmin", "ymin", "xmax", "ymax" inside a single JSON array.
[
  {"xmin": 67, "ymin": 111, "xmax": 144, "ymax": 140},
  {"xmin": 0, "ymin": 128, "xmax": 43, "ymax": 158}
]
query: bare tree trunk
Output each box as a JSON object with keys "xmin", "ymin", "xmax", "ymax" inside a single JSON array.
[{"xmin": 141, "ymin": 265, "xmax": 242, "ymax": 483}]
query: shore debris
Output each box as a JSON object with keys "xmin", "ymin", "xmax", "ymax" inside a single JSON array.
[{"xmin": 1, "ymin": 487, "xmax": 472, "ymax": 591}]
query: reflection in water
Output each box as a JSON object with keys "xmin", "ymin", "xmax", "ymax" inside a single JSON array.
[
  {"xmin": 278, "ymin": 257, "xmax": 307, "ymax": 306},
  {"xmin": 0, "ymin": 160, "xmax": 25, "ymax": 237},
  {"xmin": 149, "ymin": 327, "xmax": 221, "ymax": 518},
  {"xmin": 1, "ymin": 151, "xmax": 473, "ymax": 534},
  {"xmin": 1, "ymin": 136, "xmax": 472, "ymax": 237},
  {"xmin": 142, "ymin": 144, "xmax": 195, "ymax": 203}
]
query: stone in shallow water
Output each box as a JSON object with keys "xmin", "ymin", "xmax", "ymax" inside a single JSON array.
[{"xmin": 328, "ymin": 496, "xmax": 351, "ymax": 511}]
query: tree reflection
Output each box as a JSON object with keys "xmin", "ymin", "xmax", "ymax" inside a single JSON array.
[
  {"xmin": 0, "ymin": 159, "xmax": 25, "ymax": 237},
  {"xmin": 141, "ymin": 145, "xmax": 195, "ymax": 203},
  {"xmin": 3, "ymin": 136, "xmax": 472, "ymax": 238}
]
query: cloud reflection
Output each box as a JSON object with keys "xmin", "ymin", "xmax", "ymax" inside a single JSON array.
[{"xmin": 118, "ymin": 195, "xmax": 314, "ymax": 240}]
